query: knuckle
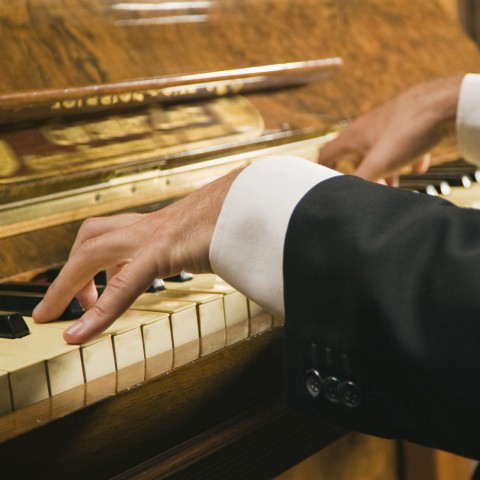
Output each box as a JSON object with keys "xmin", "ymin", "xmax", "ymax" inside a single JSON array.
[
  {"xmin": 88, "ymin": 302, "xmax": 109, "ymax": 321},
  {"xmin": 77, "ymin": 236, "xmax": 98, "ymax": 256},
  {"xmin": 78, "ymin": 217, "xmax": 101, "ymax": 236},
  {"xmin": 106, "ymin": 273, "xmax": 130, "ymax": 295}
]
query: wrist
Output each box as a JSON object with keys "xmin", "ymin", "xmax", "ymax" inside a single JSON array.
[{"xmin": 435, "ymin": 76, "xmax": 463, "ymax": 120}]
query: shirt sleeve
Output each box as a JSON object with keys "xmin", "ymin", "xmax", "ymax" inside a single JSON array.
[
  {"xmin": 209, "ymin": 155, "xmax": 341, "ymax": 318},
  {"xmin": 457, "ymin": 73, "xmax": 480, "ymax": 165}
]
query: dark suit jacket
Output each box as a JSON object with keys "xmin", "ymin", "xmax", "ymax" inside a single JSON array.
[{"xmin": 283, "ymin": 176, "xmax": 480, "ymax": 460}]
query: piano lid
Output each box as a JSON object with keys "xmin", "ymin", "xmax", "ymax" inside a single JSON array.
[
  {"xmin": 0, "ymin": 1, "xmax": 345, "ymax": 205},
  {"xmin": 0, "ymin": 0, "xmax": 479, "ymax": 282}
]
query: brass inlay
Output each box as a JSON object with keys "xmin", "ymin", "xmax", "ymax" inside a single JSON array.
[
  {"xmin": 50, "ymin": 80, "xmax": 246, "ymax": 112},
  {"xmin": 0, "ymin": 96, "xmax": 263, "ymax": 182},
  {"xmin": 0, "ymin": 130, "xmax": 339, "ymax": 239},
  {"xmin": 0, "ymin": 142, "xmax": 20, "ymax": 177},
  {"xmin": 0, "ymin": 58, "xmax": 343, "ymax": 125}
]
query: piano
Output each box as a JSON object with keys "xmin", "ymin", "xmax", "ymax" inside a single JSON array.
[{"xmin": 0, "ymin": 1, "xmax": 479, "ymax": 478}]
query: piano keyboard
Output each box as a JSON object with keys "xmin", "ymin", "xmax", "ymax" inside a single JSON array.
[
  {"xmin": 6, "ymin": 159, "xmax": 475, "ymax": 419},
  {"xmin": 401, "ymin": 159, "xmax": 480, "ymax": 209},
  {"xmin": 0, "ymin": 274, "xmax": 277, "ymax": 416}
]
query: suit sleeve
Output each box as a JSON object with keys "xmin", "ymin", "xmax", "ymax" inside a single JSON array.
[
  {"xmin": 283, "ymin": 175, "xmax": 480, "ymax": 460},
  {"xmin": 211, "ymin": 156, "xmax": 480, "ymax": 460}
]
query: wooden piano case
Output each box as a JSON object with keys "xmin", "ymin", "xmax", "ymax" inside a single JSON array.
[{"xmin": 0, "ymin": 1, "xmax": 479, "ymax": 478}]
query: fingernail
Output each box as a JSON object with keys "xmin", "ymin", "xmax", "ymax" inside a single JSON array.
[{"xmin": 65, "ymin": 321, "xmax": 85, "ymax": 337}]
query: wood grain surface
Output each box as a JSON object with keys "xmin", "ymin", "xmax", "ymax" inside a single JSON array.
[
  {"xmin": 0, "ymin": 2, "xmax": 479, "ymax": 479},
  {"xmin": 0, "ymin": 0, "xmax": 478, "ymax": 125}
]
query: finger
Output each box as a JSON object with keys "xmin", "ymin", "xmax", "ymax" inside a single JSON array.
[
  {"xmin": 411, "ymin": 153, "xmax": 431, "ymax": 174},
  {"xmin": 106, "ymin": 265, "xmax": 122, "ymax": 284},
  {"xmin": 33, "ymin": 225, "xmax": 145, "ymax": 323},
  {"xmin": 385, "ymin": 173, "xmax": 400, "ymax": 188},
  {"xmin": 334, "ymin": 151, "xmax": 364, "ymax": 175},
  {"xmin": 376, "ymin": 178, "xmax": 388, "ymax": 186},
  {"xmin": 74, "ymin": 278, "xmax": 99, "ymax": 311},
  {"xmin": 319, "ymin": 131, "xmax": 359, "ymax": 169},
  {"xmin": 353, "ymin": 137, "xmax": 406, "ymax": 182},
  {"xmin": 66, "ymin": 217, "xmax": 143, "ymax": 311},
  {"xmin": 63, "ymin": 252, "xmax": 157, "ymax": 344},
  {"xmin": 70, "ymin": 213, "xmax": 143, "ymax": 257}
]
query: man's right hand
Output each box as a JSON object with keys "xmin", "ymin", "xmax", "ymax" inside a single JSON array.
[{"xmin": 319, "ymin": 76, "xmax": 462, "ymax": 186}]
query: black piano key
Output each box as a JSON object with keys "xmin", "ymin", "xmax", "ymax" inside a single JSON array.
[
  {"xmin": 94, "ymin": 271, "xmax": 107, "ymax": 285},
  {"xmin": 164, "ymin": 272, "xmax": 193, "ymax": 282},
  {"xmin": 400, "ymin": 159, "xmax": 479, "ymax": 195},
  {"xmin": 46, "ymin": 268, "xmax": 61, "ymax": 282},
  {"xmin": 0, "ymin": 282, "xmax": 50, "ymax": 294},
  {"xmin": 47, "ymin": 266, "xmax": 108, "ymax": 284},
  {"xmin": 146, "ymin": 278, "xmax": 166, "ymax": 292},
  {"xmin": 0, "ymin": 312, "xmax": 30, "ymax": 339},
  {"xmin": 0, "ymin": 291, "xmax": 84, "ymax": 320},
  {"xmin": 1, "ymin": 281, "xmax": 105, "ymax": 297},
  {"xmin": 94, "ymin": 273, "xmax": 165, "ymax": 292},
  {"xmin": 48, "ymin": 267, "xmax": 165, "ymax": 293}
]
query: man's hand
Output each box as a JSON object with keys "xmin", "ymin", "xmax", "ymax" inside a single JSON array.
[
  {"xmin": 320, "ymin": 77, "xmax": 462, "ymax": 186},
  {"xmin": 32, "ymin": 169, "xmax": 241, "ymax": 344}
]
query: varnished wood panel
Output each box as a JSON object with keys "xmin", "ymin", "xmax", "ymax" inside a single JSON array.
[
  {"xmin": 0, "ymin": 329, "xmax": 344, "ymax": 480},
  {"xmin": 0, "ymin": 0, "xmax": 478, "ymax": 128},
  {"xmin": 275, "ymin": 434, "xmax": 399, "ymax": 480}
]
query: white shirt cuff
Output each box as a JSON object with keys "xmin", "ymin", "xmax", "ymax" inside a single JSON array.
[
  {"xmin": 209, "ymin": 155, "xmax": 341, "ymax": 319},
  {"xmin": 457, "ymin": 73, "xmax": 480, "ymax": 166}
]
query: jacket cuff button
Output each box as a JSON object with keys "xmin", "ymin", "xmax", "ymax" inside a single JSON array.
[
  {"xmin": 338, "ymin": 380, "xmax": 362, "ymax": 408},
  {"xmin": 322, "ymin": 376, "xmax": 341, "ymax": 404},
  {"xmin": 305, "ymin": 369, "xmax": 322, "ymax": 398}
]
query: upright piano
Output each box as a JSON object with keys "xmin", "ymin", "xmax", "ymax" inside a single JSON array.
[{"xmin": 0, "ymin": 1, "xmax": 479, "ymax": 479}]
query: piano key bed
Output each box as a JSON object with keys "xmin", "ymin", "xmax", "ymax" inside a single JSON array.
[
  {"xmin": 0, "ymin": 159, "xmax": 476, "ymax": 460},
  {"xmin": 0, "ymin": 274, "xmax": 279, "ymax": 416}
]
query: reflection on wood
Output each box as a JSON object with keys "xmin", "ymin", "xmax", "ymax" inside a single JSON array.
[
  {"xmin": 402, "ymin": 442, "xmax": 477, "ymax": 480},
  {"xmin": 0, "ymin": 59, "xmax": 343, "ymax": 124},
  {"xmin": 275, "ymin": 433, "xmax": 398, "ymax": 480}
]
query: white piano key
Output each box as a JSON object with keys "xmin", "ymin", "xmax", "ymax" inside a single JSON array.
[
  {"xmin": 29, "ymin": 315, "xmax": 146, "ymax": 391},
  {"xmin": 141, "ymin": 314, "xmax": 172, "ymax": 357},
  {"xmin": 272, "ymin": 316, "xmax": 284, "ymax": 328},
  {"xmin": 164, "ymin": 274, "xmax": 249, "ymax": 345},
  {"xmin": 249, "ymin": 311, "xmax": 273, "ymax": 336},
  {"xmin": 0, "ymin": 370, "xmax": 12, "ymax": 415},
  {"xmin": 116, "ymin": 310, "xmax": 171, "ymax": 359},
  {"xmin": 80, "ymin": 335, "xmax": 117, "ymax": 382},
  {"xmin": 248, "ymin": 299, "xmax": 265, "ymax": 318},
  {"xmin": 0, "ymin": 324, "xmax": 84, "ymax": 397},
  {"xmin": 223, "ymin": 291, "xmax": 250, "ymax": 344},
  {"xmin": 0, "ymin": 352, "xmax": 49, "ymax": 410},
  {"xmin": 144, "ymin": 350, "xmax": 172, "ymax": 380},
  {"xmin": 24, "ymin": 318, "xmax": 115, "ymax": 382},
  {"xmin": 131, "ymin": 294, "xmax": 199, "ymax": 367},
  {"xmin": 41, "ymin": 346, "xmax": 83, "ymax": 396},
  {"xmin": 152, "ymin": 290, "xmax": 225, "ymax": 356},
  {"xmin": 101, "ymin": 314, "xmax": 145, "ymax": 369}
]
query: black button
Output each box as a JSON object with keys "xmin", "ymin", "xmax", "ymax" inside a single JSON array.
[
  {"xmin": 338, "ymin": 381, "xmax": 362, "ymax": 408},
  {"xmin": 305, "ymin": 369, "xmax": 322, "ymax": 399},
  {"xmin": 322, "ymin": 376, "xmax": 341, "ymax": 404},
  {"xmin": 0, "ymin": 312, "xmax": 29, "ymax": 339}
]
